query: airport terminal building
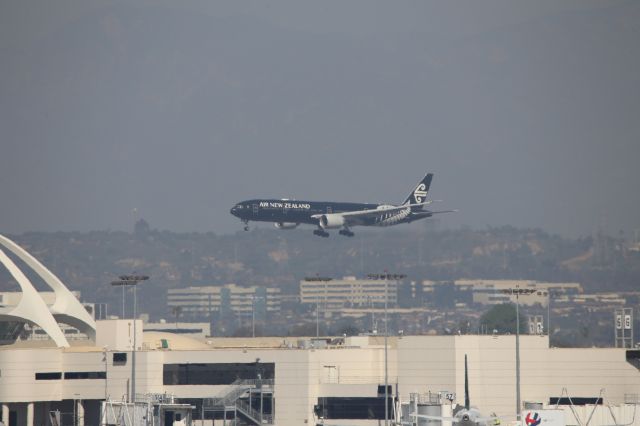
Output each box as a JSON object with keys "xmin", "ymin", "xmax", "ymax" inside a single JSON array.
[
  {"xmin": 0, "ymin": 233, "xmax": 639, "ymax": 426},
  {"xmin": 1, "ymin": 326, "xmax": 640, "ymax": 426}
]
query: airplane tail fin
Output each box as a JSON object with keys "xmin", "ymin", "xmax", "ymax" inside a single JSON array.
[
  {"xmin": 403, "ymin": 173, "xmax": 433, "ymax": 210},
  {"xmin": 464, "ymin": 354, "xmax": 470, "ymax": 410}
]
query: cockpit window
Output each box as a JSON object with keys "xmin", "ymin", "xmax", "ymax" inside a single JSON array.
[{"xmin": 236, "ymin": 204, "xmax": 243, "ymax": 209}]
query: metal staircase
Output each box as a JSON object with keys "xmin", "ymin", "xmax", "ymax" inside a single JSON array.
[
  {"xmin": 236, "ymin": 398, "xmax": 273, "ymax": 425},
  {"xmin": 202, "ymin": 379, "xmax": 274, "ymax": 425}
]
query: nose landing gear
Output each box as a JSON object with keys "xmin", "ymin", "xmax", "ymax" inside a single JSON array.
[{"xmin": 242, "ymin": 220, "xmax": 249, "ymax": 231}]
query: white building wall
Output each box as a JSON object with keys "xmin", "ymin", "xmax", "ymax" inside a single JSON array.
[
  {"xmin": 134, "ymin": 350, "xmax": 165, "ymax": 396},
  {"xmin": 60, "ymin": 350, "xmax": 105, "ymax": 401},
  {"xmin": 96, "ymin": 319, "xmax": 143, "ymax": 351},
  {"xmin": 0, "ymin": 348, "xmax": 63, "ymax": 402},
  {"xmin": 0, "ymin": 335, "xmax": 639, "ymax": 426},
  {"xmin": 529, "ymin": 347, "xmax": 640, "ymax": 406},
  {"xmin": 274, "ymin": 349, "xmax": 311, "ymax": 425},
  {"xmin": 397, "ymin": 336, "xmax": 457, "ymax": 398}
]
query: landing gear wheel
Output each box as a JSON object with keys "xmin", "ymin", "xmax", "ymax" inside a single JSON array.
[
  {"xmin": 242, "ymin": 221, "xmax": 249, "ymax": 231},
  {"xmin": 313, "ymin": 229, "xmax": 330, "ymax": 238}
]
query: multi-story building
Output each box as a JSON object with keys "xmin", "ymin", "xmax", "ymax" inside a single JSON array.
[
  {"xmin": 1, "ymin": 325, "xmax": 640, "ymax": 426},
  {"xmin": 300, "ymin": 276, "xmax": 399, "ymax": 312},
  {"xmin": 422, "ymin": 280, "xmax": 583, "ymax": 307},
  {"xmin": 2, "ymin": 233, "xmax": 640, "ymax": 426},
  {"xmin": 167, "ymin": 284, "xmax": 281, "ymax": 319}
]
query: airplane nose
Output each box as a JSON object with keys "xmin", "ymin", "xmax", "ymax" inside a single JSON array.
[{"xmin": 230, "ymin": 207, "xmax": 237, "ymax": 216}]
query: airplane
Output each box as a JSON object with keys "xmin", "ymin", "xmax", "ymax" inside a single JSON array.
[
  {"xmin": 409, "ymin": 355, "xmax": 501, "ymax": 426},
  {"xmin": 230, "ymin": 173, "xmax": 456, "ymax": 237}
]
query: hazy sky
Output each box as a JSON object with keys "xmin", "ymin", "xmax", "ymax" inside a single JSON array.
[{"xmin": 1, "ymin": 1, "xmax": 639, "ymax": 237}]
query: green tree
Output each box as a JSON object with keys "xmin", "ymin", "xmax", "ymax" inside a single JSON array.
[{"xmin": 479, "ymin": 303, "xmax": 527, "ymax": 334}]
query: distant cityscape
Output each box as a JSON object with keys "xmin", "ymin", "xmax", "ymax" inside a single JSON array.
[{"xmin": 1, "ymin": 221, "xmax": 639, "ymax": 347}]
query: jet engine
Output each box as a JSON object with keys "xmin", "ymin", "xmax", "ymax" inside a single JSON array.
[
  {"xmin": 318, "ymin": 214, "xmax": 345, "ymax": 229},
  {"xmin": 274, "ymin": 222, "xmax": 299, "ymax": 229},
  {"xmin": 376, "ymin": 204, "xmax": 395, "ymax": 210}
]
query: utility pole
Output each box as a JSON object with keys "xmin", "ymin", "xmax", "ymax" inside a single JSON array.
[
  {"xmin": 384, "ymin": 278, "xmax": 389, "ymax": 426},
  {"xmin": 316, "ymin": 297, "xmax": 320, "ymax": 337},
  {"xmin": 103, "ymin": 346, "xmax": 109, "ymax": 401},
  {"xmin": 500, "ymin": 285, "xmax": 536, "ymax": 423},
  {"xmin": 516, "ymin": 289, "xmax": 520, "ymax": 421},
  {"xmin": 366, "ymin": 271, "xmax": 405, "ymax": 426},
  {"xmin": 111, "ymin": 275, "xmax": 148, "ymax": 403}
]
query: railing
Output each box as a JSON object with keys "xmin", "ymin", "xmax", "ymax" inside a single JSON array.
[
  {"xmin": 223, "ymin": 387, "xmax": 252, "ymax": 407},
  {"xmin": 202, "ymin": 379, "xmax": 275, "ymax": 424},
  {"xmin": 625, "ymin": 394, "xmax": 640, "ymax": 404},
  {"xmin": 236, "ymin": 398, "xmax": 274, "ymax": 425},
  {"xmin": 319, "ymin": 375, "xmax": 398, "ymax": 384},
  {"xmin": 410, "ymin": 391, "xmax": 447, "ymax": 405},
  {"xmin": 204, "ymin": 379, "xmax": 274, "ymax": 409},
  {"xmin": 234, "ymin": 378, "xmax": 274, "ymax": 388},
  {"xmin": 134, "ymin": 393, "xmax": 175, "ymax": 404}
]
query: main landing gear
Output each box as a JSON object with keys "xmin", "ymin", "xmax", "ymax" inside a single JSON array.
[
  {"xmin": 313, "ymin": 229, "xmax": 330, "ymax": 238},
  {"xmin": 339, "ymin": 229, "xmax": 354, "ymax": 237}
]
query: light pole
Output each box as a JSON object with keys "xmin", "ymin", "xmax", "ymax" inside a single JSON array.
[
  {"xmin": 500, "ymin": 286, "xmax": 536, "ymax": 423},
  {"xmin": 367, "ymin": 272, "xmax": 405, "ymax": 426},
  {"xmin": 546, "ymin": 291, "xmax": 550, "ymax": 337},
  {"xmin": 103, "ymin": 346, "xmax": 109, "ymax": 401},
  {"xmin": 252, "ymin": 295, "xmax": 255, "ymax": 338},
  {"xmin": 546, "ymin": 290, "xmax": 560, "ymax": 338},
  {"xmin": 251, "ymin": 294, "xmax": 265, "ymax": 338},
  {"xmin": 384, "ymin": 277, "xmax": 388, "ymax": 426},
  {"xmin": 121, "ymin": 285, "xmax": 125, "ymax": 319},
  {"xmin": 316, "ymin": 296, "xmax": 320, "ymax": 338},
  {"xmin": 111, "ymin": 275, "xmax": 148, "ymax": 403},
  {"xmin": 73, "ymin": 393, "xmax": 80, "ymax": 426}
]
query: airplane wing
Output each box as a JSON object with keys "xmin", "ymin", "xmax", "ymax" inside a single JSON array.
[
  {"xmin": 339, "ymin": 201, "xmax": 437, "ymax": 217},
  {"xmin": 313, "ymin": 203, "xmax": 456, "ymax": 226},
  {"xmin": 310, "ymin": 201, "xmax": 436, "ymax": 223}
]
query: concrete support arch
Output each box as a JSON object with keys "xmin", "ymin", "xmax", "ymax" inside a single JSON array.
[
  {"xmin": 0, "ymin": 235, "xmax": 96, "ymax": 340},
  {"xmin": 0, "ymin": 248, "xmax": 69, "ymax": 347}
]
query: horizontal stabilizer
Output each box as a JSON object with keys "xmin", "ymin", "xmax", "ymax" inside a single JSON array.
[{"xmin": 428, "ymin": 209, "xmax": 458, "ymax": 215}]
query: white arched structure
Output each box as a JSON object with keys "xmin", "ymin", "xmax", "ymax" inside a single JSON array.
[
  {"xmin": 0, "ymin": 248, "xmax": 69, "ymax": 347},
  {"xmin": 0, "ymin": 234, "xmax": 97, "ymax": 346}
]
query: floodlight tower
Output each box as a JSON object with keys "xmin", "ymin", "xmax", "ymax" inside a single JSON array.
[
  {"xmin": 500, "ymin": 286, "xmax": 536, "ymax": 423},
  {"xmin": 111, "ymin": 275, "xmax": 148, "ymax": 402}
]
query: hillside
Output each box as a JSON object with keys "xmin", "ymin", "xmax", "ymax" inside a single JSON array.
[{"xmin": 1, "ymin": 222, "xmax": 637, "ymax": 321}]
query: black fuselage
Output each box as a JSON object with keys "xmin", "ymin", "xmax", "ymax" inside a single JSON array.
[
  {"xmin": 230, "ymin": 173, "xmax": 445, "ymax": 236},
  {"xmin": 230, "ymin": 199, "xmax": 431, "ymax": 227},
  {"xmin": 230, "ymin": 199, "xmax": 375, "ymax": 224}
]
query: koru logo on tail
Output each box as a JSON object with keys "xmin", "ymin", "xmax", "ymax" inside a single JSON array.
[
  {"xmin": 525, "ymin": 412, "xmax": 542, "ymax": 426},
  {"xmin": 413, "ymin": 183, "xmax": 427, "ymax": 203}
]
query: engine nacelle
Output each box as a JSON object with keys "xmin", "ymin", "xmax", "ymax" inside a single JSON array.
[
  {"xmin": 318, "ymin": 214, "xmax": 345, "ymax": 229},
  {"xmin": 376, "ymin": 204, "xmax": 395, "ymax": 210},
  {"xmin": 274, "ymin": 222, "xmax": 299, "ymax": 229}
]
